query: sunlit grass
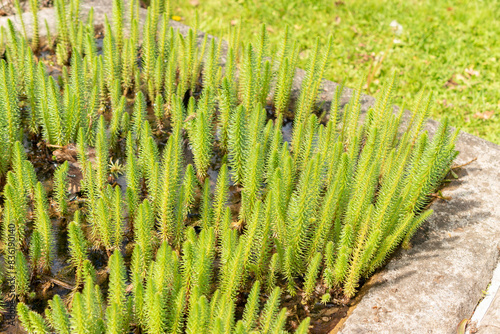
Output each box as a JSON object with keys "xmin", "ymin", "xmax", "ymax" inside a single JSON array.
[{"xmin": 174, "ymin": 0, "xmax": 500, "ymax": 143}]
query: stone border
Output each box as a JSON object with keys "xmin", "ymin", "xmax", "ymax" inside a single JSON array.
[
  {"xmin": 2, "ymin": 2, "xmax": 500, "ymax": 333},
  {"xmin": 469, "ymin": 261, "xmax": 500, "ymax": 333}
]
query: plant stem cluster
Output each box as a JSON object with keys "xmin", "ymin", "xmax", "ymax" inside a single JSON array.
[{"xmin": 0, "ymin": 0, "xmax": 458, "ymax": 332}]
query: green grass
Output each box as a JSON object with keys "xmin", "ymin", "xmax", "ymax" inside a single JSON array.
[{"xmin": 173, "ymin": 0, "xmax": 500, "ymax": 144}]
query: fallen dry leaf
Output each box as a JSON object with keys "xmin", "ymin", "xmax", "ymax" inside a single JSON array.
[
  {"xmin": 465, "ymin": 66, "xmax": 480, "ymax": 77},
  {"xmin": 335, "ymin": 16, "xmax": 341, "ymax": 25},
  {"xmin": 455, "ymin": 73, "xmax": 468, "ymax": 83},
  {"xmin": 231, "ymin": 19, "xmax": 238, "ymax": 26},
  {"xmin": 189, "ymin": 0, "xmax": 199, "ymax": 6},
  {"xmin": 184, "ymin": 113, "xmax": 197, "ymax": 122},
  {"xmin": 444, "ymin": 74, "xmax": 460, "ymax": 88},
  {"xmin": 473, "ymin": 110, "xmax": 495, "ymax": 120},
  {"xmin": 438, "ymin": 99, "xmax": 453, "ymax": 108},
  {"xmin": 52, "ymin": 144, "xmax": 78, "ymax": 163},
  {"xmin": 456, "ymin": 319, "xmax": 468, "ymax": 334},
  {"xmin": 356, "ymin": 53, "xmax": 373, "ymax": 63}
]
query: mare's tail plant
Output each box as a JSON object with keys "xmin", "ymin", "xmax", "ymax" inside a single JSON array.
[{"xmin": 5, "ymin": 2, "xmax": 458, "ymax": 333}]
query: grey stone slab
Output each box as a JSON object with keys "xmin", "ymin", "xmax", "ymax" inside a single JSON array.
[
  {"xmin": 469, "ymin": 260, "xmax": 500, "ymax": 333},
  {"xmin": 0, "ymin": 8, "xmax": 57, "ymax": 39},
  {"xmin": 0, "ymin": 0, "xmax": 129, "ymax": 40},
  {"xmin": 1, "ymin": 4, "xmax": 500, "ymax": 333},
  {"xmin": 477, "ymin": 289, "xmax": 500, "ymax": 333}
]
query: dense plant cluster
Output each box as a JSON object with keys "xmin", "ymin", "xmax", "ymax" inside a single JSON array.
[{"xmin": 0, "ymin": 0, "xmax": 458, "ymax": 332}]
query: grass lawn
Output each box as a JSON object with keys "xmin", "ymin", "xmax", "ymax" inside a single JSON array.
[{"xmin": 172, "ymin": 0, "xmax": 500, "ymax": 144}]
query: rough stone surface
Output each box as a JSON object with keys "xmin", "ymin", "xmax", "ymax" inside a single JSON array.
[
  {"xmin": 0, "ymin": 8, "xmax": 57, "ymax": 38},
  {"xmin": 477, "ymin": 290, "xmax": 500, "ymax": 333},
  {"xmin": 0, "ymin": 0, "xmax": 133, "ymax": 39},
  {"xmin": 2, "ymin": 3, "xmax": 500, "ymax": 333}
]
